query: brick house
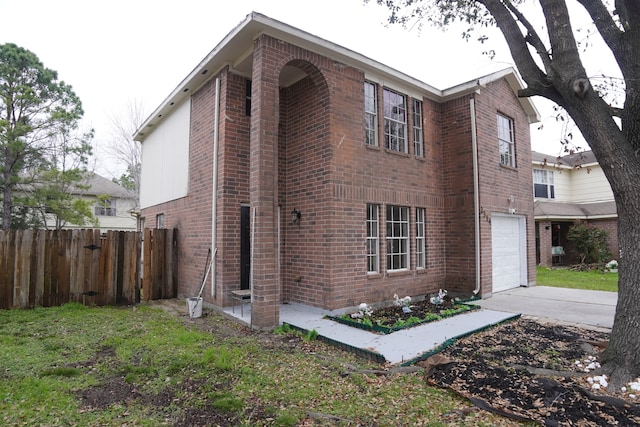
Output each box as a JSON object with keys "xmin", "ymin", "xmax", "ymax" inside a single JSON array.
[
  {"xmin": 134, "ymin": 12, "xmax": 539, "ymax": 329},
  {"xmin": 533, "ymin": 150, "xmax": 618, "ymax": 266}
]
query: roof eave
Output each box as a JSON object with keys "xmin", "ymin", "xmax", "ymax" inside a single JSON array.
[{"xmin": 442, "ymin": 67, "xmax": 540, "ymax": 124}]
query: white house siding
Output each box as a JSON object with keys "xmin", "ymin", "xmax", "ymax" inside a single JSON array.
[
  {"xmin": 550, "ymin": 168, "xmax": 571, "ymax": 202},
  {"xmin": 140, "ymin": 99, "xmax": 191, "ymax": 209},
  {"xmin": 568, "ymin": 166, "xmax": 614, "ymax": 203},
  {"xmin": 94, "ymin": 197, "xmax": 138, "ymax": 232}
]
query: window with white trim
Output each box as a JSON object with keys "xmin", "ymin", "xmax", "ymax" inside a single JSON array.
[
  {"xmin": 95, "ymin": 199, "xmax": 116, "ymax": 216},
  {"xmin": 386, "ymin": 205, "xmax": 409, "ymax": 270},
  {"xmin": 413, "ymin": 99, "xmax": 424, "ymax": 157},
  {"xmin": 533, "ymin": 169, "xmax": 555, "ymax": 199},
  {"xmin": 497, "ymin": 114, "xmax": 515, "ymax": 167},
  {"xmin": 156, "ymin": 213, "xmax": 164, "ymax": 229},
  {"xmin": 383, "ymin": 89, "xmax": 407, "ymax": 153},
  {"xmin": 415, "ymin": 207, "xmax": 426, "ymax": 269},
  {"xmin": 366, "ymin": 204, "xmax": 379, "ymax": 273},
  {"xmin": 364, "ymin": 82, "xmax": 377, "ymax": 146}
]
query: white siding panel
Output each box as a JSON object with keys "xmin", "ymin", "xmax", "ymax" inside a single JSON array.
[
  {"xmin": 551, "ymin": 169, "xmax": 571, "ymax": 202},
  {"xmin": 569, "ymin": 166, "xmax": 614, "ymax": 203},
  {"xmin": 140, "ymin": 100, "xmax": 191, "ymax": 208}
]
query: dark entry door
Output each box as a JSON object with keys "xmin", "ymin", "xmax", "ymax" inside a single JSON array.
[{"xmin": 240, "ymin": 206, "xmax": 250, "ymax": 290}]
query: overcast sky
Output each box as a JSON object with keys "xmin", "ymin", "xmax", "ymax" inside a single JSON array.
[{"xmin": 1, "ymin": 0, "xmax": 602, "ymax": 178}]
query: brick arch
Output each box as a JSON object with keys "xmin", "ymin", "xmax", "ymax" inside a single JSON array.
[{"xmin": 276, "ymin": 58, "xmax": 334, "ymax": 307}]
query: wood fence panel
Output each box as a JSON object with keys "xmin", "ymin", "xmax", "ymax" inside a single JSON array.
[
  {"xmin": 0, "ymin": 229, "xmax": 181, "ymax": 309},
  {"xmin": 15, "ymin": 230, "xmax": 31, "ymax": 307},
  {"xmin": 140, "ymin": 228, "xmax": 177, "ymax": 302},
  {"xmin": 142, "ymin": 228, "xmax": 151, "ymax": 301},
  {"xmin": 122, "ymin": 231, "xmax": 140, "ymax": 304},
  {"xmin": 0, "ymin": 231, "xmax": 14, "ymax": 309},
  {"xmin": 33, "ymin": 230, "xmax": 46, "ymax": 307},
  {"xmin": 154, "ymin": 229, "xmax": 165, "ymax": 300}
]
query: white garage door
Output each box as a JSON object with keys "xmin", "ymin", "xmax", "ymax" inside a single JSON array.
[{"xmin": 491, "ymin": 215, "xmax": 527, "ymax": 292}]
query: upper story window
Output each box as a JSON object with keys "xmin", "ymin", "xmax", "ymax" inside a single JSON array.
[
  {"xmin": 386, "ymin": 205, "xmax": 409, "ymax": 271},
  {"xmin": 497, "ymin": 113, "xmax": 515, "ymax": 167},
  {"xmin": 95, "ymin": 199, "xmax": 116, "ymax": 217},
  {"xmin": 413, "ymin": 99, "xmax": 424, "ymax": 157},
  {"xmin": 534, "ymin": 169, "xmax": 555, "ymax": 199},
  {"xmin": 366, "ymin": 204, "xmax": 379, "ymax": 273},
  {"xmin": 364, "ymin": 81, "xmax": 378, "ymax": 146},
  {"xmin": 383, "ymin": 89, "xmax": 407, "ymax": 153}
]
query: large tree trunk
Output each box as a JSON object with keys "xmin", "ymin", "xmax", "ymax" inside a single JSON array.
[{"xmin": 604, "ymin": 198, "xmax": 640, "ymax": 389}]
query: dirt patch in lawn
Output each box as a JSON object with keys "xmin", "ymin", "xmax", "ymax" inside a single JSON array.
[{"xmin": 424, "ymin": 318, "xmax": 640, "ymax": 426}]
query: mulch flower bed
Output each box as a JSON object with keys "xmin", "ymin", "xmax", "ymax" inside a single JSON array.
[
  {"xmin": 422, "ymin": 318, "xmax": 640, "ymax": 426},
  {"xmin": 326, "ymin": 296, "xmax": 479, "ymax": 334}
]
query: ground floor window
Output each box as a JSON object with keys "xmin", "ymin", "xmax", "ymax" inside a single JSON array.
[
  {"xmin": 366, "ymin": 204, "xmax": 379, "ymax": 273},
  {"xmin": 386, "ymin": 205, "xmax": 409, "ymax": 271},
  {"xmin": 416, "ymin": 207, "xmax": 426, "ymax": 269}
]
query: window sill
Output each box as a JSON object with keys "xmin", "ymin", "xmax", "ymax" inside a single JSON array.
[
  {"xmin": 367, "ymin": 272, "xmax": 382, "ymax": 279},
  {"xmin": 364, "ymin": 143, "xmax": 380, "ymax": 151},
  {"xmin": 386, "ymin": 269, "xmax": 412, "ymax": 277},
  {"xmin": 499, "ymin": 163, "xmax": 518, "ymax": 171},
  {"xmin": 414, "ymin": 155, "xmax": 426, "ymax": 162},
  {"xmin": 384, "ymin": 149, "xmax": 410, "ymax": 158}
]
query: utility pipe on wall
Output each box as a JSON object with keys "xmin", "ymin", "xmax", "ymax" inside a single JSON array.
[
  {"xmin": 470, "ymin": 98, "xmax": 481, "ymax": 295},
  {"xmin": 211, "ymin": 77, "xmax": 221, "ymax": 297}
]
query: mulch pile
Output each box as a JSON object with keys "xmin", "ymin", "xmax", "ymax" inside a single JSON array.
[{"xmin": 422, "ymin": 318, "xmax": 640, "ymax": 426}]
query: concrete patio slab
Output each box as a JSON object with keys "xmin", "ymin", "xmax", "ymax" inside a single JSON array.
[
  {"xmin": 222, "ymin": 286, "xmax": 618, "ymax": 364},
  {"xmin": 224, "ymin": 302, "xmax": 518, "ymax": 365}
]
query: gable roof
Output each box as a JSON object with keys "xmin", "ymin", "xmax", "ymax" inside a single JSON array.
[
  {"xmin": 134, "ymin": 12, "xmax": 539, "ymax": 142},
  {"xmin": 74, "ymin": 173, "xmax": 136, "ymax": 199},
  {"xmin": 532, "ymin": 150, "xmax": 598, "ymax": 168}
]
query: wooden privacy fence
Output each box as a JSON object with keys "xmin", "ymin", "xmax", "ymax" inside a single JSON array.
[{"xmin": 0, "ymin": 228, "xmax": 177, "ymax": 309}]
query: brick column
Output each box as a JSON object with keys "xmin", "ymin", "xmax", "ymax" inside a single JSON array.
[
  {"xmin": 248, "ymin": 37, "xmax": 280, "ymax": 329},
  {"xmin": 538, "ymin": 220, "xmax": 552, "ymax": 267}
]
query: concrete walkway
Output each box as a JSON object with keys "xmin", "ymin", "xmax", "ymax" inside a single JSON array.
[{"xmin": 223, "ymin": 286, "xmax": 617, "ymax": 365}]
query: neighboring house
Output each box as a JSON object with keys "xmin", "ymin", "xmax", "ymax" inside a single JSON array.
[
  {"xmin": 134, "ymin": 12, "xmax": 539, "ymax": 329},
  {"xmin": 45, "ymin": 173, "xmax": 138, "ymax": 232},
  {"xmin": 532, "ymin": 150, "xmax": 618, "ymax": 266}
]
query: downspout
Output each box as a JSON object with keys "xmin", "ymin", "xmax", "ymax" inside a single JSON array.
[
  {"xmin": 470, "ymin": 98, "xmax": 481, "ymax": 295},
  {"xmin": 211, "ymin": 77, "xmax": 221, "ymax": 297}
]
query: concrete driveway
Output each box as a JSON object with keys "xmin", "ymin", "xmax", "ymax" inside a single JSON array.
[{"xmin": 474, "ymin": 286, "xmax": 617, "ymax": 330}]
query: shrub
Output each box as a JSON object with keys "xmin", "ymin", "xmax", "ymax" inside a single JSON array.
[{"xmin": 567, "ymin": 221, "xmax": 611, "ymax": 265}]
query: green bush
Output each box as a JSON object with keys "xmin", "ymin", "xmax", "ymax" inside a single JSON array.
[{"xmin": 567, "ymin": 221, "xmax": 611, "ymax": 265}]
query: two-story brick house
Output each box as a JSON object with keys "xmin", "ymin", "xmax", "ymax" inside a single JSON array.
[{"xmin": 134, "ymin": 12, "xmax": 539, "ymax": 329}]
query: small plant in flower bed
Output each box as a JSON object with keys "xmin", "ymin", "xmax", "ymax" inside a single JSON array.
[{"xmin": 327, "ymin": 291, "xmax": 479, "ymax": 334}]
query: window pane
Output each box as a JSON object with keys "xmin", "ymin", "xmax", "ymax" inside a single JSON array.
[
  {"xmin": 383, "ymin": 89, "xmax": 407, "ymax": 153},
  {"xmin": 366, "ymin": 204, "xmax": 379, "ymax": 273},
  {"xmin": 497, "ymin": 114, "xmax": 515, "ymax": 167},
  {"xmin": 534, "ymin": 183, "xmax": 548, "ymax": 198},
  {"xmin": 386, "ymin": 205, "xmax": 409, "ymax": 271},
  {"xmin": 364, "ymin": 82, "xmax": 377, "ymax": 146}
]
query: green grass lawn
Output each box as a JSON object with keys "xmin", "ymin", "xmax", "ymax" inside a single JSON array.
[
  {"xmin": 536, "ymin": 266, "xmax": 618, "ymax": 292},
  {"xmin": 0, "ymin": 302, "xmax": 522, "ymax": 426}
]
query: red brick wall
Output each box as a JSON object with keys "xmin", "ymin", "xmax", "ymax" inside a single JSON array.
[
  {"xmin": 473, "ymin": 79, "xmax": 536, "ymax": 293},
  {"xmin": 141, "ymin": 34, "xmax": 536, "ymax": 318}
]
